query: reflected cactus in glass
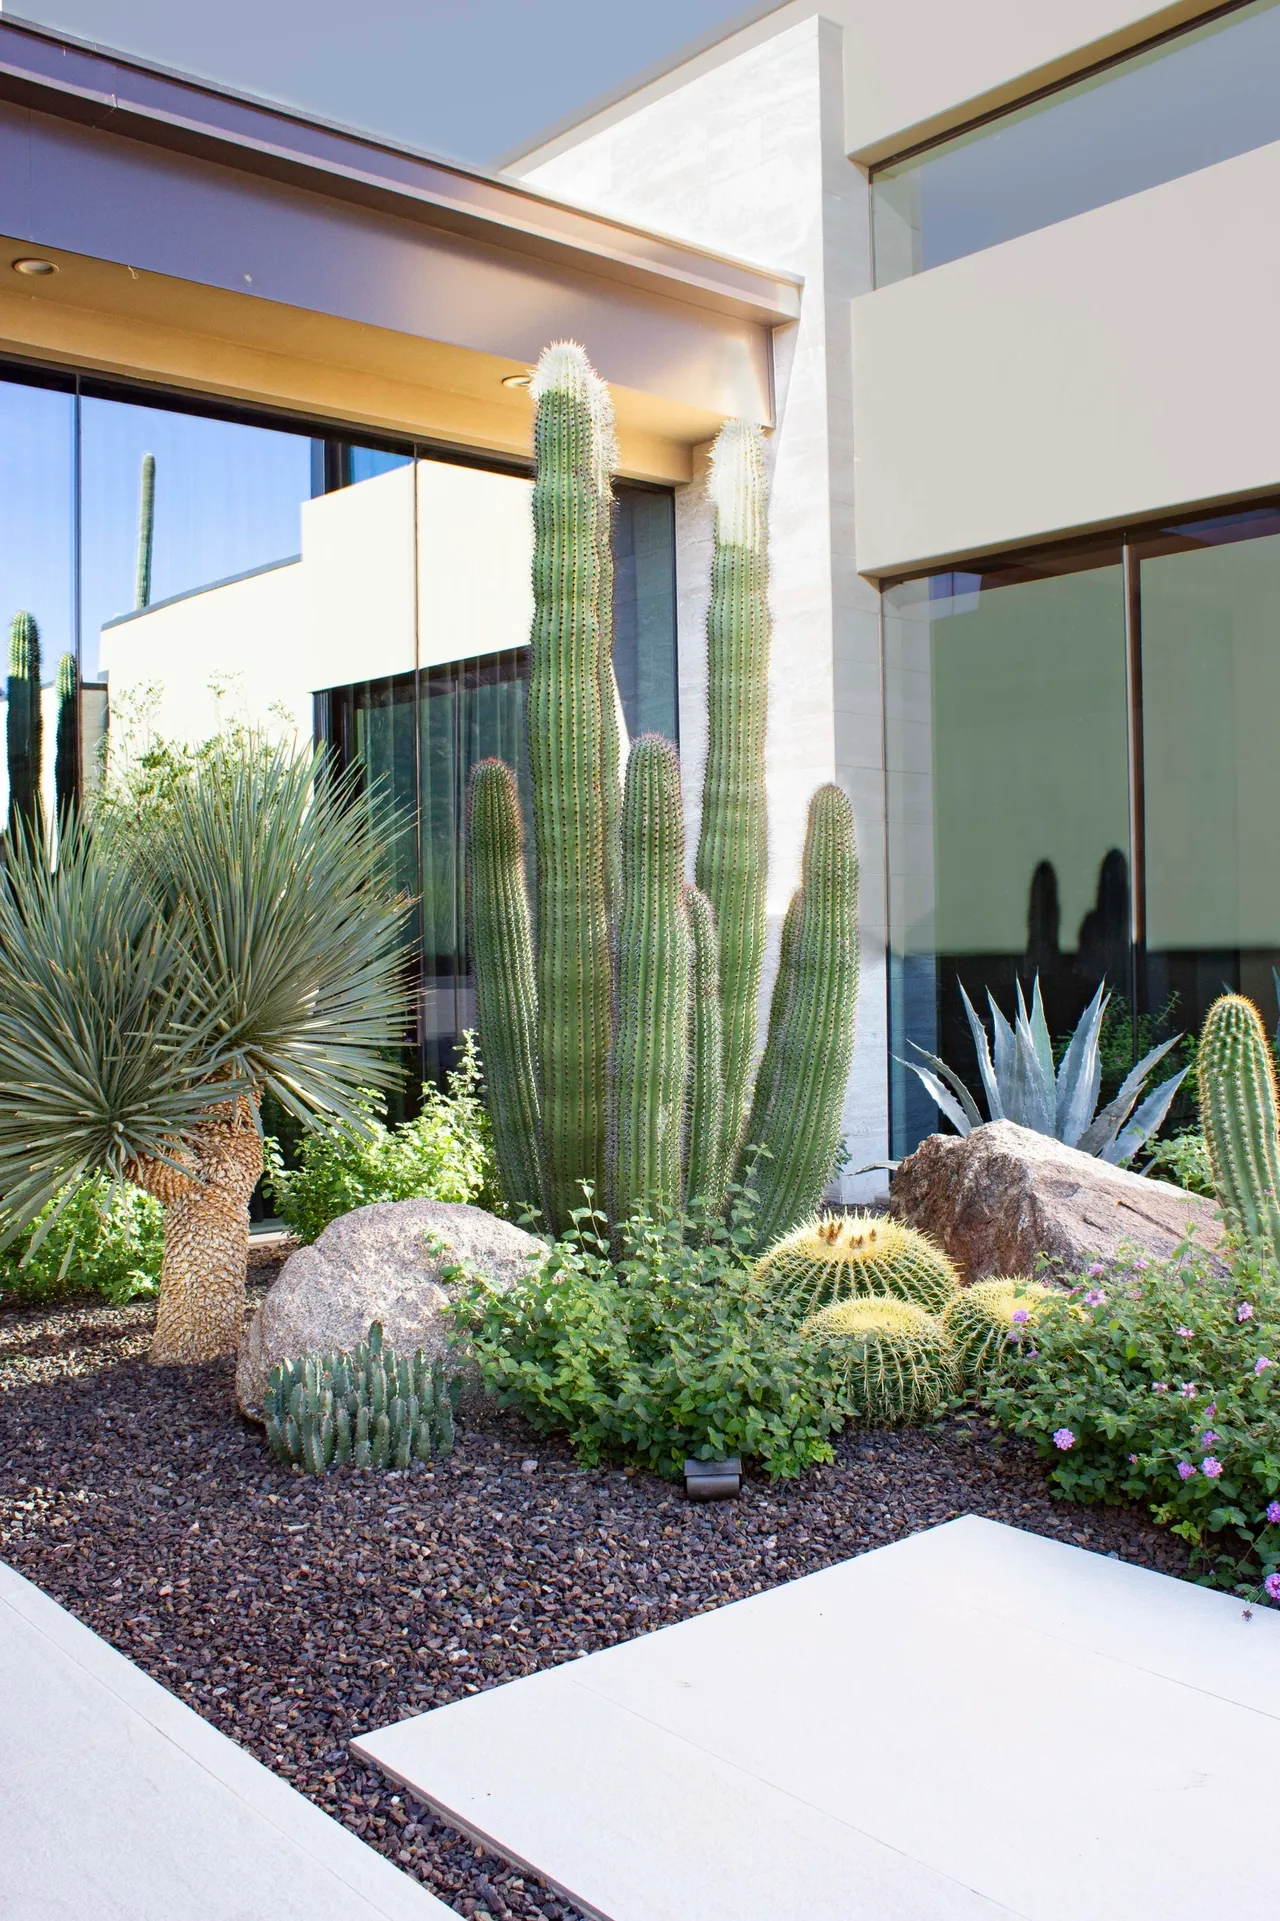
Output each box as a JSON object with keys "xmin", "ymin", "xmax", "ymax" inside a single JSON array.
[{"xmin": 7, "ymin": 611, "xmax": 42, "ymax": 846}]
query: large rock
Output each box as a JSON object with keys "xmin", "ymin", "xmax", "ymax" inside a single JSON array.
[
  {"xmin": 237, "ymin": 1199, "xmax": 545, "ymax": 1417},
  {"xmin": 890, "ymin": 1120, "xmax": 1225, "ymax": 1284}
]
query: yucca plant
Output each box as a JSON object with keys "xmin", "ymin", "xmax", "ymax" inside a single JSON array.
[
  {"xmin": 900, "ymin": 976, "xmax": 1185, "ymax": 1164},
  {"xmin": 0, "ymin": 743, "xmax": 411, "ymax": 1366}
]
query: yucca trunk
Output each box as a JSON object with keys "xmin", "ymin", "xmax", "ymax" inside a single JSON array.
[{"xmin": 131, "ymin": 1098, "xmax": 263, "ymax": 1365}]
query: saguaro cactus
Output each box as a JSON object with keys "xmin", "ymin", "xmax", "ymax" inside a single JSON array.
[
  {"xmin": 467, "ymin": 758, "xmax": 544, "ymax": 1219},
  {"xmin": 696, "ymin": 420, "xmax": 770, "ymax": 1177},
  {"xmin": 135, "ymin": 452, "xmax": 156, "ymax": 610},
  {"xmin": 610, "ymin": 736, "xmax": 690, "ymax": 1221},
  {"xmin": 683, "ymin": 884, "xmax": 726, "ymax": 1212},
  {"xmin": 1198, "ymin": 992, "xmax": 1280, "ymax": 1260},
  {"xmin": 526, "ymin": 343, "xmax": 616, "ymax": 1226},
  {"xmin": 54, "ymin": 651, "xmax": 78, "ymax": 831},
  {"xmin": 742, "ymin": 784, "xmax": 860, "ymax": 1249},
  {"xmin": 7, "ymin": 611, "xmax": 42, "ymax": 845}
]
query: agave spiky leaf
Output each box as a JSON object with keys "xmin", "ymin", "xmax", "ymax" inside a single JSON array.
[
  {"xmin": 987, "ymin": 991, "xmax": 1016, "ymax": 1097},
  {"xmin": 1108, "ymin": 1066, "xmax": 1190, "ymax": 1166},
  {"xmin": 959, "ymin": 985, "xmax": 1003, "ymax": 1121},
  {"xmin": 1054, "ymin": 982, "xmax": 1107, "ymax": 1147},
  {"xmin": 897, "ymin": 1044, "xmax": 979, "ymax": 1136},
  {"xmin": 1009, "ymin": 983, "xmax": 1055, "ymax": 1135},
  {"xmin": 1078, "ymin": 1034, "xmax": 1183, "ymax": 1157}
]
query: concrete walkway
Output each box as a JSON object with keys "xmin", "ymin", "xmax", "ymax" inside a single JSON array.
[
  {"xmin": 0, "ymin": 1558, "xmax": 452, "ymax": 1921},
  {"xmin": 356, "ymin": 1516, "xmax": 1280, "ymax": 1921}
]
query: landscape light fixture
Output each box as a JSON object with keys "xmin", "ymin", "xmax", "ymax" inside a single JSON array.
[
  {"xmin": 501, "ymin": 372, "xmax": 532, "ymax": 389},
  {"xmin": 12, "ymin": 258, "xmax": 57, "ymax": 276},
  {"xmin": 684, "ymin": 1457, "xmax": 741, "ymax": 1502}
]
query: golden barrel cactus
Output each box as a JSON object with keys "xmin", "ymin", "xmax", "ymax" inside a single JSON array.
[
  {"xmin": 802, "ymin": 1295, "xmax": 958, "ymax": 1426},
  {"xmin": 942, "ymin": 1277, "xmax": 1057, "ymax": 1385},
  {"xmin": 755, "ymin": 1211, "xmax": 960, "ymax": 1320}
]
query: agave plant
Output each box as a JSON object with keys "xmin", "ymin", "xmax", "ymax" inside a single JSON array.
[
  {"xmin": 899, "ymin": 977, "xmax": 1186, "ymax": 1165},
  {"xmin": 0, "ymin": 743, "xmax": 411, "ymax": 1366}
]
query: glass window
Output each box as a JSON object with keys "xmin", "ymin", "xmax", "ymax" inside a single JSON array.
[
  {"xmin": 614, "ymin": 483, "xmax": 678, "ymax": 743},
  {"xmin": 0, "ymin": 372, "xmax": 75, "ymax": 834},
  {"xmin": 872, "ymin": 0, "xmax": 1280, "ymax": 285},
  {"xmin": 884, "ymin": 549, "xmax": 1130, "ymax": 1155}
]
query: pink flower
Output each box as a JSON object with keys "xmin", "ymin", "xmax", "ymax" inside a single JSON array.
[
  {"xmin": 1179, "ymin": 1383, "xmax": 1198, "ymax": 1399},
  {"xmin": 1052, "ymin": 1428, "xmax": 1075, "ymax": 1450},
  {"xmin": 1152, "ymin": 1382, "xmax": 1170, "ymax": 1394},
  {"xmin": 1087, "ymin": 1263, "xmax": 1106, "ymax": 1277},
  {"xmin": 1265, "ymin": 1573, "xmax": 1280, "ymax": 1602},
  {"xmin": 1200, "ymin": 1431, "xmax": 1219, "ymax": 1448},
  {"xmin": 1255, "ymin": 1357, "xmax": 1273, "ymax": 1375},
  {"xmin": 1238, "ymin": 1303, "xmax": 1254, "ymax": 1322},
  {"xmin": 1085, "ymin": 1290, "xmax": 1106, "ymax": 1308},
  {"xmin": 1128, "ymin": 1453, "xmax": 1139, "ymax": 1465},
  {"xmin": 1011, "ymin": 1308, "xmax": 1030, "ymax": 1325},
  {"xmin": 1177, "ymin": 1462, "xmax": 1197, "ymax": 1480},
  {"xmin": 1202, "ymin": 1457, "xmax": 1223, "ymax": 1478},
  {"xmin": 1204, "ymin": 1402, "xmax": 1217, "ymax": 1418},
  {"xmin": 1267, "ymin": 1502, "xmax": 1280, "ymax": 1526},
  {"xmin": 1176, "ymin": 1326, "xmax": 1193, "ymax": 1339}
]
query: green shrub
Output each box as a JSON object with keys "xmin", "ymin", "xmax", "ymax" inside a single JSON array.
[
  {"xmin": 1143, "ymin": 1131, "xmax": 1215, "ymax": 1197},
  {"xmin": 0, "ymin": 1175, "xmax": 163, "ymax": 1306},
  {"xmin": 983, "ymin": 1242, "xmax": 1280, "ymax": 1597},
  {"xmin": 264, "ymin": 1034, "xmax": 498, "ymax": 1243},
  {"xmin": 458, "ymin": 1195, "xmax": 842, "ymax": 1480}
]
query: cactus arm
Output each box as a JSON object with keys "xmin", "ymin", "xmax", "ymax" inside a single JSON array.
[
  {"xmin": 1198, "ymin": 993, "xmax": 1280, "ymax": 1258},
  {"xmin": 135, "ymin": 452, "xmax": 156, "ymax": 611},
  {"xmin": 683, "ymin": 884, "xmax": 726, "ymax": 1213},
  {"xmin": 527, "ymin": 343, "xmax": 616, "ymax": 1229},
  {"xmin": 54, "ymin": 651, "xmax": 78, "ymax": 832},
  {"xmin": 466, "ymin": 757, "xmax": 545, "ymax": 1222},
  {"xmin": 590, "ymin": 365, "xmax": 623, "ymax": 933},
  {"xmin": 739, "ymin": 784, "xmax": 859, "ymax": 1248},
  {"xmin": 695, "ymin": 421, "xmax": 770, "ymax": 1175},
  {"xmin": 609, "ymin": 735, "xmax": 690, "ymax": 1222}
]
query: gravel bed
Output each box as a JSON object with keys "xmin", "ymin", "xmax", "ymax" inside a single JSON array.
[{"xmin": 1, "ymin": 1290, "xmax": 1190, "ymax": 1918}]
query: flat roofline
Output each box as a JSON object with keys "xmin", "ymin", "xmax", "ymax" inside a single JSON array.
[{"xmin": 0, "ymin": 12, "xmax": 800, "ymax": 326}]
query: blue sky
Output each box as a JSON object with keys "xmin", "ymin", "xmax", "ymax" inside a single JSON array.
[{"xmin": 13, "ymin": 0, "xmax": 764, "ymax": 164}]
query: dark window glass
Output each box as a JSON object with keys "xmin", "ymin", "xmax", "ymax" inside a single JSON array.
[
  {"xmin": 614, "ymin": 483, "xmax": 678, "ymax": 743},
  {"xmin": 872, "ymin": 0, "xmax": 1280, "ymax": 285},
  {"xmin": 884, "ymin": 547, "xmax": 1130, "ymax": 1155}
]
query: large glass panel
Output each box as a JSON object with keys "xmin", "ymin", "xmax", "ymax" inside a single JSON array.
[
  {"xmin": 614, "ymin": 483, "xmax": 678, "ymax": 743},
  {"xmin": 0, "ymin": 371, "xmax": 75, "ymax": 833},
  {"xmin": 885, "ymin": 550, "xmax": 1130, "ymax": 1155},
  {"xmin": 1139, "ymin": 508, "xmax": 1280, "ymax": 1037},
  {"xmin": 872, "ymin": 0, "xmax": 1280, "ymax": 285}
]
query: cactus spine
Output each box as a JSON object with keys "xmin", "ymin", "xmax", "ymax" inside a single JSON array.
[
  {"xmin": 1198, "ymin": 993, "xmax": 1280, "ymax": 1259},
  {"xmin": 610, "ymin": 736, "xmax": 689, "ymax": 1220},
  {"xmin": 135, "ymin": 452, "xmax": 156, "ymax": 610},
  {"xmin": 467, "ymin": 758, "xmax": 545, "ymax": 1218},
  {"xmin": 696, "ymin": 421, "xmax": 770, "ymax": 1175},
  {"xmin": 7, "ymin": 611, "xmax": 42, "ymax": 846},
  {"xmin": 942, "ymin": 1277, "xmax": 1056, "ymax": 1385},
  {"xmin": 755, "ymin": 1213, "xmax": 959, "ymax": 1320},
  {"xmin": 54, "ymin": 652, "xmax": 77, "ymax": 831},
  {"xmin": 527, "ymin": 344, "xmax": 616, "ymax": 1226},
  {"xmin": 742, "ymin": 785, "xmax": 859, "ymax": 1247},
  {"xmin": 683, "ymin": 884, "xmax": 726, "ymax": 1211},
  {"xmin": 802, "ymin": 1296, "xmax": 958, "ymax": 1425}
]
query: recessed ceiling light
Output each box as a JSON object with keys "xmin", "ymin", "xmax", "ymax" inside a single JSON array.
[
  {"xmin": 13, "ymin": 258, "xmax": 57, "ymax": 277},
  {"xmin": 501, "ymin": 372, "xmax": 532, "ymax": 390}
]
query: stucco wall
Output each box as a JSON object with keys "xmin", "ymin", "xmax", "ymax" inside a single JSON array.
[
  {"xmin": 520, "ymin": 15, "xmax": 889, "ymax": 1199},
  {"xmin": 851, "ymin": 137, "xmax": 1280, "ymax": 576}
]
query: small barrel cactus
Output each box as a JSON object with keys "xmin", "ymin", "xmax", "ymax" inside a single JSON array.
[
  {"xmin": 802, "ymin": 1296, "xmax": 958, "ymax": 1425},
  {"xmin": 942, "ymin": 1277, "xmax": 1057, "ymax": 1385},
  {"xmin": 263, "ymin": 1322, "xmax": 461, "ymax": 1475},
  {"xmin": 755, "ymin": 1212, "xmax": 960, "ymax": 1320}
]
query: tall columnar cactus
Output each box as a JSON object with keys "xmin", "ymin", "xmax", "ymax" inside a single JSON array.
[
  {"xmin": 467, "ymin": 758, "xmax": 544, "ymax": 1219},
  {"xmin": 610, "ymin": 736, "xmax": 690, "ymax": 1221},
  {"xmin": 696, "ymin": 421, "xmax": 770, "ymax": 1176},
  {"xmin": 135, "ymin": 452, "xmax": 156, "ymax": 610},
  {"xmin": 54, "ymin": 651, "xmax": 78, "ymax": 831},
  {"xmin": 683, "ymin": 884, "xmax": 726, "ymax": 1212},
  {"xmin": 526, "ymin": 344, "xmax": 616, "ymax": 1226},
  {"xmin": 7, "ymin": 611, "xmax": 42, "ymax": 845},
  {"xmin": 590, "ymin": 363, "xmax": 624, "ymax": 929},
  {"xmin": 741, "ymin": 785, "xmax": 860, "ymax": 1249},
  {"xmin": 1198, "ymin": 993, "xmax": 1280, "ymax": 1260}
]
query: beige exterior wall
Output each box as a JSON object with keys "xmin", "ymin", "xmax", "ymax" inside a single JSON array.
[
  {"xmin": 851, "ymin": 137, "xmax": 1280, "ymax": 577},
  {"xmin": 519, "ymin": 15, "xmax": 889, "ymax": 1200}
]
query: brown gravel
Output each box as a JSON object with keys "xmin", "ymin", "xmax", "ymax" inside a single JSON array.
[{"xmin": 1, "ymin": 1288, "xmax": 1190, "ymax": 1919}]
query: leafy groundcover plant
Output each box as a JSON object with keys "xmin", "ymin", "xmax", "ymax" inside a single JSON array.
[
  {"xmin": 0, "ymin": 1175, "xmax": 162, "ymax": 1306},
  {"xmin": 457, "ymin": 1195, "xmax": 842, "ymax": 1480},
  {"xmin": 983, "ymin": 1242, "xmax": 1280, "ymax": 1599},
  {"xmin": 264, "ymin": 1035, "xmax": 498, "ymax": 1244}
]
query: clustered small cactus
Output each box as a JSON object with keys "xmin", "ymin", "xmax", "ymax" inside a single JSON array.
[
  {"xmin": 755, "ymin": 1212, "xmax": 959, "ymax": 1319},
  {"xmin": 802, "ymin": 1295, "xmax": 958, "ymax": 1425},
  {"xmin": 942, "ymin": 1277, "xmax": 1057, "ymax": 1384},
  {"xmin": 264, "ymin": 1322, "xmax": 460, "ymax": 1475}
]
